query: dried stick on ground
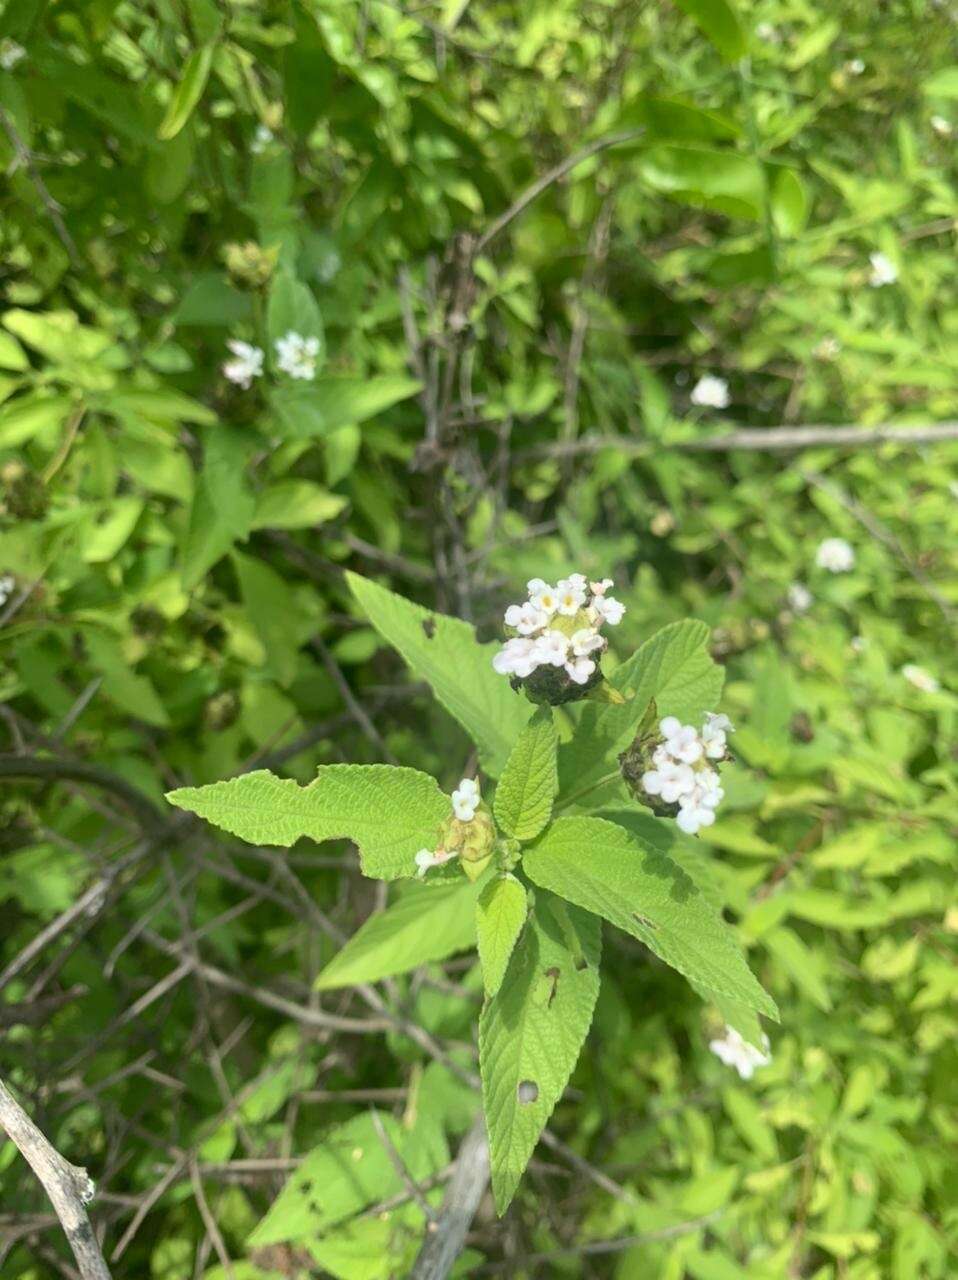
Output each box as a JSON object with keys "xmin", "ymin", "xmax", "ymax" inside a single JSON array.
[
  {"xmin": 0, "ymin": 1078, "xmax": 111, "ymax": 1280},
  {"xmin": 410, "ymin": 1113, "xmax": 490, "ymax": 1280}
]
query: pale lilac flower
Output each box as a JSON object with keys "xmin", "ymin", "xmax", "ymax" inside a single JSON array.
[
  {"xmin": 816, "ymin": 538, "xmax": 855, "ymax": 573},
  {"xmin": 0, "ymin": 40, "xmax": 26, "ymax": 71},
  {"xmin": 532, "ymin": 630, "xmax": 570, "ymax": 668},
  {"xmin": 592, "ymin": 594, "xmax": 625, "ymax": 626},
  {"xmin": 222, "ymin": 340, "xmax": 264, "ymax": 389},
  {"xmin": 451, "ymin": 776, "xmax": 480, "ymax": 821},
  {"xmin": 504, "ymin": 602, "xmax": 548, "ymax": 635},
  {"xmin": 868, "ymin": 252, "xmax": 898, "ymax": 287},
  {"xmin": 492, "ymin": 637, "xmax": 539, "ymax": 679},
  {"xmin": 787, "ymin": 582, "xmax": 813, "ymax": 613},
  {"xmin": 690, "ymin": 375, "xmax": 730, "ymax": 410},
  {"xmin": 275, "ymin": 331, "xmax": 320, "ymax": 380},
  {"xmin": 709, "ymin": 1027, "xmax": 771, "ymax": 1080}
]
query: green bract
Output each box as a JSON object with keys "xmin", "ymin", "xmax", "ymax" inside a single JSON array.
[{"xmin": 171, "ymin": 574, "xmax": 776, "ymax": 1212}]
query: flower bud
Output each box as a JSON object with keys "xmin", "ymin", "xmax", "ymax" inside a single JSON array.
[{"xmin": 437, "ymin": 807, "xmax": 497, "ymax": 881}]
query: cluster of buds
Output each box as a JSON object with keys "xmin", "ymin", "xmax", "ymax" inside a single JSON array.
[
  {"xmin": 621, "ymin": 713, "xmax": 732, "ymax": 836},
  {"xmin": 416, "ymin": 777, "xmax": 495, "ymax": 882},
  {"xmin": 492, "ymin": 575, "xmax": 625, "ymax": 706},
  {"xmin": 222, "ymin": 240, "xmax": 278, "ymax": 288}
]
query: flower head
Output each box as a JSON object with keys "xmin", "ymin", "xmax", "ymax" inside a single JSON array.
[
  {"xmin": 902, "ymin": 664, "xmax": 939, "ymax": 694},
  {"xmin": 624, "ymin": 713, "xmax": 734, "ymax": 835},
  {"xmin": 690, "ymin": 375, "xmax": 730, "ymax": 410},
  {"xmin": 493, "ymin": 573, "xmax": 626, "ymax": 704},
  {"xmin": 709, "ymin": 1026, "xmax": 771, "ymax": 1080},
  {"xmin": 275, "ymin": 331, "xmax": 320, "ymax": 380},
  {"xmin": 0, "ymin": 40, "xmax": 26, "ymax": 71},
  {"xmin": 787, "ymin": 582, "xmax": 813, "ymax": 613},
  {"xmin": 451, "ymin": 776, "xmax": 480, "ymax": 821},
  {"xmin": 844, "ymin": 57, "xmax": 865, "ymax": 76},
  {"xmin": 222, "ymin": 339, "xmax": 265, "ymax": 389},
  {"xmin": 868, "ymin": 252, "xmax": 898, "ymax": 287},
  {"xmin": 251, "ymin": 123, "xmax": 274, "ymax": 153},
  {"xmin": 816, "ymin": 537, "xmax": 855, "ymax": 573},
  {"xmin": 415, "ymin": 847, "xmax": 457, "ymax": 877}
]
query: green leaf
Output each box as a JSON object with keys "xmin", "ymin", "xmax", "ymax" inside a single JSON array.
[
  {"xmin": 249, "ymin": 1111, "xmax": 447, "ymax": 1245},
  {"xmin": 158, "ymin": 43, "xmax": 216, "ymax": 141},
  {"xmin": 167, "ymin": 765, "xmax": 450, "ymax": 881},
  {"xmin": 493, "ymin": 708, "xmax": 557, "ymax": 841},
  {"xmin": 267, "ymin": 271, "xmax": 324, "ymax": 368},
  {"xmin": 232, "ymin": 551, "xmax": 301, "ymax": 686},
  {"xmin": 524, "ymin": 816, "xmax": 777, "ymax": 1018},
  {"xmin": 639, "ymin": 145, "xmax": 764, "ymax": 219},
  {"xmin": 270, "ymin": 375, "xmax": 421, "ymax": 438},
  {"xmin": 672, "ymin": 0, "xmax": 747, "ymax": 61},
  {"xmin": 180, "ymin": 426, "xmax": 255, "ymax": 590},
  {"xmin": 251, "ymin": 480, "xmax": 348, "ymax": 531},
  {"xmin": 346, "ymin": 572, "xmax": 532, "ymax": 777},
  {"xmin": 476, "ymin": 874, "xmax": 528, "ymax": 997},
  {"xmin": 0, "ymin": 330, "xmax": 29, "ymax": 371},
  {"xmin": 558, "ymin": 620, "xmax": 723, "ymax": 807},
  {"xmin": 770, "ymin": 165, "xmax": 808, "ymax": 237},
  {"xmin": 479, "ymin": 893, "xmax": 601, "ymax": 1214},
  {"xmin": 315, "ymin": 878, "xmax": 481, "ymax": 989},
  {"xmin": 0, "ymin": 393, "xmax": 72, "ymax": 448},
  {"xmin": 922, "ymin": 66, "xmax": 958, "ymax": 97}
]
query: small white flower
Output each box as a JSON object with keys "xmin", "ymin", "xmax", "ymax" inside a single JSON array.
[
  {"xmin": 690, "ymin": 375, "xmax": 730, "ymax": 410},
  {"xmin": 0, "ymin": 40, "xmax": 26, "ymax": 71},
  {"xmin": 709, "ymin": 1026, "xmax": 771, "ymax": 1080},
  {"xmin": 533, "ymin": 630, "xmax": 570, "ymax": 668},
  {"xmin": 415, "ymin": 847, "xmax": 457, "ymax": 877},
  {"xmin": 701, "ymin": 713, "xmax": 733, "ymax": 760},
  {"xmin": 661, "ymin": 721, "xmax": 703, "ymax": 765},
  {"xmin": 504, "ymin": 602, "xmax": 548, "ymax": 635},
  {"xmin": 589, "ymin": 578, "xmax": 613, "ymax": 597},
  {"xmin": 676, "ymin": 793, "xmax": 718, "ymax": 835},
  {"xmin": 565, "ymin": 656, "xmax": 596, "ymax": 685},
  {"xmin": 570, "ymin": 628, "xmax": 604, "ymax": 657},
  {"xmin": 850, "ymin": 635, "xmax": 868, "ymax": 654},
  {"xmin": 592, "ymin": 594, "xmax": 625, "ymax": 626},
  {"xmin": 868, "ymin": 252, "xmax": 898, "ymax": 287},
  {"xmin": 931, "ymin": 115, "xmax": 952, "ymax": 137},
  {"xmin": 756, "ymin": 22, "xmax": 779, "ymax": 42},
  {"xmin": 275, "ymin": 331, "xmax": 320, "ymax": 380},
  {"xmin": 222, "ymin": 339, "xmax": 265, "ymax": 389},
  {"xmin": 528, "ymin": 581, "xmax": 559, "ymax": 616},
  {"xmin": 564, "ymin": 573, "xmax": 588, "ymax": 592},
  {"xmin": 0, "ymin": 573, "xmax": 14, "ymax": 607},
  {"xmin": 492, "ymin": 637, "xmax": 539, "ymax": 679},
  {"xmin": 787, "ymin": 582, "xmax": 813, "ymax": 613},
  {"xmin": 451, "ymin": 775, "xmax": 480, "ymax": 821},
  {"xmin": 555, "ymin": 577, "xmax": 588, "ymax": 616},
  {"xmin": 643, "ymin": 759, "xmax": 696, "ymax": 804},
  {"xmin": 845, "ymin": 58, "xmax": 865, "ymax": 75},
  {"xmin": 251, "ymin": 123, "xmax": 274, "ymax": 154},
  {"xmin": 902, "ymin": 664, "xmax": 939, "ymax": 694},
  {"xmin": 816, "ymin": 537, "xmax": 855, "ymax": 573}
]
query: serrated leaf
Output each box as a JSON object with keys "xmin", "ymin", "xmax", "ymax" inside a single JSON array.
[
  {"xmin": 476, "ymin": 875, "xmax": 528, "ymax": 997},
  {"xmin": 316, "ymin": 879, "xmax": 481, "ymax": 989},
  {"xmin": 346, "ymin": 572, "xmax": 531, "ymax": 777},
  {"xmin": 167, "ymin": 765, "xmax": 449, "ymax": 881},
  {"xmin": 251, "ymin": 480, "xmax": 348, "ymax": 530},
  {"xmin": 558, "ymin": 619, "xmax": 723, "ymax": 807},
  {"xmin": 158, "ymin": 43, "xmax": 215, "ymax": 141},
  {"xmin": 479, "ymin": 893, "xmax": 600, "ymax": 1215},
  {"xmin": 493, "ymin": 708, "xmax": 557, "ymax": 841},
  {"xmin": 524, "ymin": 816, "xmax": 776, "ymax": 1019}
]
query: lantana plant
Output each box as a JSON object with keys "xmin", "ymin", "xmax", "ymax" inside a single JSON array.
[{"xmin": 168, "ymin": 572, "xmax": 778, "ymax": 1213}]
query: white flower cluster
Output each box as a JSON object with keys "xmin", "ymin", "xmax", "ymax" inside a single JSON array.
[
  {"xmin": 690, "ymin": 374, "xmax": 730, "ymax": 409},
  {"xmin": 275, "ymin": 331, "xmax": 320, "ymax": 380},
  {"xmin": 868, "ymin": 251, "xmax": 898, "ymax": 287},
  {"xmin": 641, "ymin": 714, "xmax": 732, "ymax": 835},
  {"xmin": 709, "ymin": 1026, "xmax": 771, "ymax": 1080},
  {"xmin": 492, "ymin": 575, "xmax": 625, "ymax": 687},
  {"xmin": 816, "ymin": 537, "xmax": 855, "ymax": 573},
  {"xmin": 415, "ymin": 778, "xmax": 481, "ymax": 876},
  {"xmin": 0, "ymin": 39, "xmax": 26, "ymax": 71},
  {"xmin": 0, "ymin": 573, "xmax": 15, "ymax": 607},
  {"xmin": 222, "ymin": 339, "xmax": 265, "ymax": 389},
  {"xmin": 787, "ymin": 582, "xmax": 813, "ymax": 613}
]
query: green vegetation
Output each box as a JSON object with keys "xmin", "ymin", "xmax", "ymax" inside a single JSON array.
[{"xmin": 1, "ymin": 0, "xmax": 955, "ymax": 1276}]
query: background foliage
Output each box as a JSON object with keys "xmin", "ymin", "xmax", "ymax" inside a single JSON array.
[{"xmin": 1, "ymin": 0, "xmax": 956, "ymax": 1275}]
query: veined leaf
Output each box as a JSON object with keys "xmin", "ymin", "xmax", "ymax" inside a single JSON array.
[
  {"xmin": 346, "ymin": 572, "xmax": 532, "ymax": 776},
  {"xmin": 672, "ymin": 0, "xmax": 747, "ymax": 62},
  {"xmin": 315, "ymin": 878, "xmax": 481, "ymax": 989},
  {"xmin": 167, "ymin": 765, "xmax": 449, "ymax": 880},
  {"xmin": 493, "ymin": 707, "xmax": 557, "ymax": 841},
  {"xmin": 251, "ymin": 480, "xmax": 348, "ymax": 531},
  {"xmin": 270, "ymin": 375, "xmax": 421, "ymax": 438},
  {"xmin": 0, "ymin": 393, "xmax": 72, "ymax": 449},
  {"xmin": 524, "ymin": 816, "xmax": 777, "ymax": 1018},
  {"xmin": 158, "ymin": 43, "xmax": 216, "ymax": 141},
  {"xmin": 476, "ymin": 874, "xmax": 528, "ymax": 997},
  {"xmin": 480, "ymin": 893, "xmax": 600, "ymax": 1214}
]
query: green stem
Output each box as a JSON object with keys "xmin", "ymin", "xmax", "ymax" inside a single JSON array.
[{"xmin": 556, "ymin": 769, "xmax": 622, "ymax": 813}]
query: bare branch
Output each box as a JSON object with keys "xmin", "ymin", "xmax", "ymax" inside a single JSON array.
[
  {"xmin": 411, "ymin": 1113, "xmax": 489, "ymax": 1280},
  {"xmin": 0, "ymin": 1078, "xmax": 110, "ymax": 1280}
]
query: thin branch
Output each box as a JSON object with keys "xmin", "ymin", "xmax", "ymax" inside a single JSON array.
[
  {"xmin": 410, "ymin": 1113, "xmax": 489, "ymax": 1280},
  {"xmin": 0, "ymin": 1078, "xmax": 110, "ymax": 1280},
  {"xmin": 369, "ymin": 1108, "xmax": 436, "ymax": 1223},
  {"xmin": 521, "ymin": 420, "xmax": 958, "ymax": 458},
  {"xmin": 0, "ymin": 755, "xmax": 167, "ymax": 834},
  {"xmin": 0, "ymin": 105, "xmax": 82, "ymax": 267},
  {"xmin": 476, "ymin": 129, "xmax": 645, "ymax": 253},
  {"xmin": 311, "ymin": 636, "xmax": 399, "ymax": 764}
]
